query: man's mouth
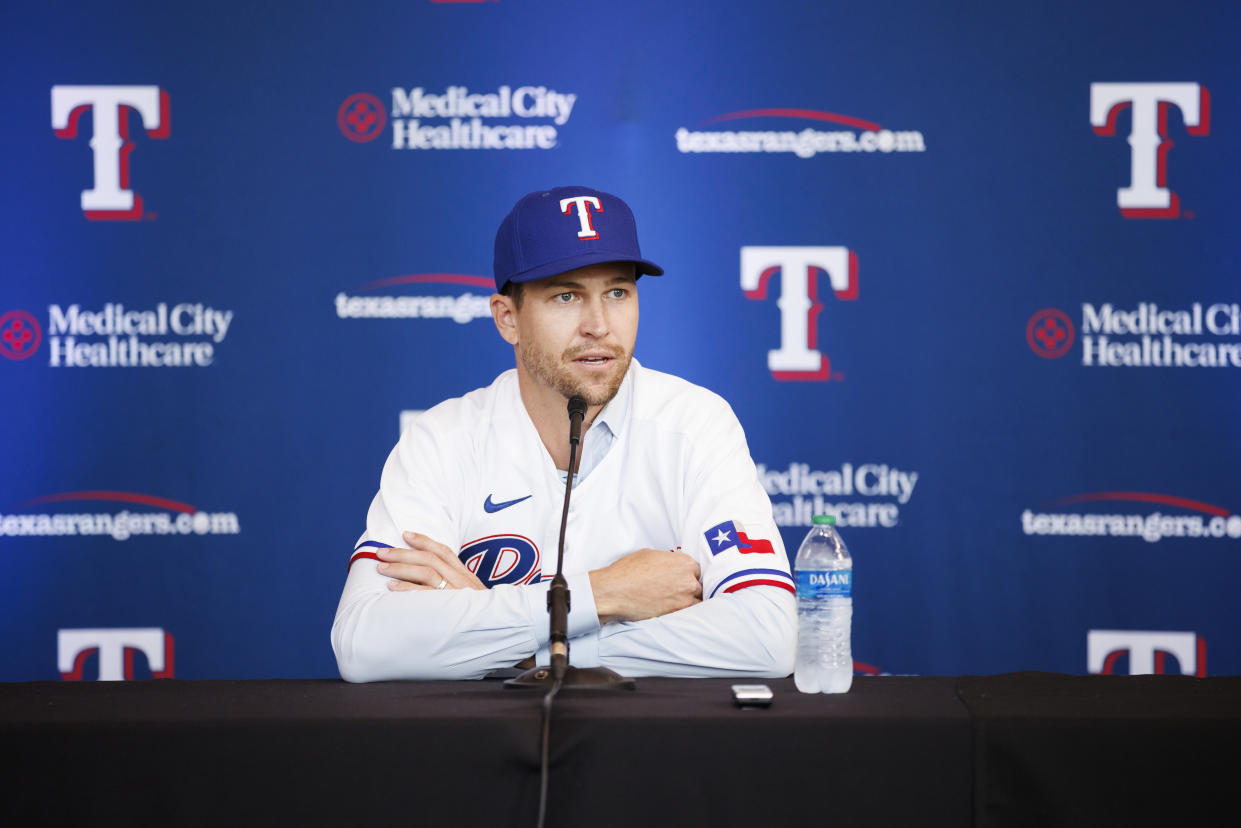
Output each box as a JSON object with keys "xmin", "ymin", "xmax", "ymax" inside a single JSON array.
[{"xmin": 567, "ymin": 346, "xmax": 623, "ymax": 368}]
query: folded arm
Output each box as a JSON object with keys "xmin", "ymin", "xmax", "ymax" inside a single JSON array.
[
  {"xmin": 332, "ymin": 553, "xmax": 601, "ymax": 682},
  {"xmin": 334, "ymin": 538, "xmax": 792, "ymax": 681}
]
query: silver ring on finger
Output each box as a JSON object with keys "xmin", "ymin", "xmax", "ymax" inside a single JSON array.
[{"xmin": 436, "ymin": 577, "xmax": 448, "ymax": 590}]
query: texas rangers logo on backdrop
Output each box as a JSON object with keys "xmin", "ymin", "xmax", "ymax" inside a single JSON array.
[
  {"xmin": 1087, "ymin": 629, "xmax": 1206, "ymax": 676},
  {"xmin": 741, "ymin": 246, "xmax": 858, "ymax": 381},
  {"xmin": 58, "ymin": 628, "xmax": 175, "ymax": 680},
  {"xmin": 1090, "ymin": 83, "xmax": 1210, "ymax": 218},
  {"xmin": 51, "ymin": 85, "xmax": 170, "ymax": 219}
]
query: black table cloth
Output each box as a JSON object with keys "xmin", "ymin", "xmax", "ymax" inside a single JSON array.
[{"xmin": 2, "ymin": 673, "xmax": 1237, "ymax": 827}]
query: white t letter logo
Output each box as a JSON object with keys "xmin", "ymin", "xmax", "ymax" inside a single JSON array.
[
  {"xmin": 559, "ymin": 196, "xmax": 603, "ymax": 239},
  {"xmin": 51, "ymin": 85, "xmax": 170, "ymax": 220},
  {"xmin": 1087, "ymin": 629, "xmax": 1204, "ymax": 676},
  {"xmin": 58, "ymin": 627, "xmax": 175, "ymax": 680},
  {"xmin": 1090, "ymin": 82, "xmax": 1209, "ymax": 218},
  {"xmin": 741, "ymin": 246, "xmax": 858, "ymax": 381}
]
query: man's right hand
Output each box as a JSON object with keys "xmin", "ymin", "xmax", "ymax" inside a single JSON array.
[{"xmin": 589, "ymin": 548, "xmax": 702, "ymax": 624}]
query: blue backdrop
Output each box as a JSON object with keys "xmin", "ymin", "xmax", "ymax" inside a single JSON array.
[{"xmin": 3, "ymin": 0, "xmax": 1238, "ymax": 681}]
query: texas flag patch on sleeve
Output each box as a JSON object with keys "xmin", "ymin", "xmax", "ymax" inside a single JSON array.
[
  {"xmin": 704, "ymin": 520, "xmax": 777, "ymax": 556},
  {"xmin": 703, "ymin": 520, "xmax": 794, "ymax": 597}
]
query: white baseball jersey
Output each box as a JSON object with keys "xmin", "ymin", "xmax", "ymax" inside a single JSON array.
[{"xmin": 332, "ymin": 359, "xmax": 796, "ymax": 681}]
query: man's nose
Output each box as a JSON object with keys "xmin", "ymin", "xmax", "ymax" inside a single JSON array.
[{"xmin": 579, "ymin": 298, "xmax": 608, "ymax": 337}]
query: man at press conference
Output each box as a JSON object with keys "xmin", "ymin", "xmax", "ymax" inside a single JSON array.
[{"xmin": 332, "ymin": 186, "xmax": 796, "ymax": 681}]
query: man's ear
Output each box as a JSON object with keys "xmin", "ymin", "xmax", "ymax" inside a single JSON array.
[{"xmin": 491, "ymin": 293, "xmax": 519, "ymax": 345}]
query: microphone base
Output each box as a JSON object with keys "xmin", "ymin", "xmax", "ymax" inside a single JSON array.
[{"xmin": 504, "ymin": 664, "xmax": 636, "ymax": 691}]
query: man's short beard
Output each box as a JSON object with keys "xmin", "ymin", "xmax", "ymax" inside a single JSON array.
[{"xmin": 520, "ymin": 342, "xmax": 631, "ymax": 406}]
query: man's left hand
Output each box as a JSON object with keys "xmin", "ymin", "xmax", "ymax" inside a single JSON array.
[{"xmin": 377, "ymin": 531, "xmax": 486, "ymax": 592}]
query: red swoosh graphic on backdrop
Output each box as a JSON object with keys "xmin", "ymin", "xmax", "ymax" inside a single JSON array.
[
  {"xmin": 358, "ymin": 274, "xmax": 495, "ymax": 292},
  {"xmin": 18, "ymin": 491, "xmax": 198, "ymax": 513},
  {"xmin": 701, "ymin": 109, "xmax": 883, "ymax": 132},
  {"xmin": 1047, "ymin": 492, "xmax": 1229, "ymax": 517}
]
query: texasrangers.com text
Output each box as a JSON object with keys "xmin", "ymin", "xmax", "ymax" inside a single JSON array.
[
  {"xmin": 334, "ymin": 292, "xmax": 491, "ymax": 323},
  {"xmin": 1021, "ymin": 510, "xmax": 1241, "ymax": 542},
  {"xmin": 0, "ymin": 510, "xmax": 241, "ymax": 541},
  {"xmin": 675, "ymin": 127, "xmax": 925, "ymax": 158}
]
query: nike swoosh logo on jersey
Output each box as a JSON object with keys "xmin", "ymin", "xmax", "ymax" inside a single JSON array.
[{"xmin": 484, "ymin": 494, "xmax": 532, "ymax": 513}]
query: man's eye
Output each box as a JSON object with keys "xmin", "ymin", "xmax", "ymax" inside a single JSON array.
[
  {"xmin": 554, "ymin": 293, "xmax": 574, "ymax": 303},
  {"xmin": 608, "ymin": 288, "xmax": 628, "ymax": 299}
]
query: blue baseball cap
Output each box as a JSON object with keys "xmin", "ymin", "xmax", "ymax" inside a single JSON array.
[{"xmin": 493, "ymin": 186, "xmax": 664, "ymax": 292}]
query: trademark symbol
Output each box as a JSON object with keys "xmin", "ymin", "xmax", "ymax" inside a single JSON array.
[
  {"xmin": 146, "ymin": 211, "xmax": 158, "ymax": 220},
  {"xmin": 1183, "ymin": 210, "xmax": 1195, "ymax": 219},
  {"xmin": 832, "ymin": 371, "xmax": 845, "ymax": 381}
]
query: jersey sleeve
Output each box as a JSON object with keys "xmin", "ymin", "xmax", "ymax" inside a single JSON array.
[
  {"xmin": 348, "ymin": 413, "xmax": 464, "ymax": 565},
  {"xmin": 332, "ymin": 410, "xmax": 600, "ymax": 682},
  {"xmin": 680, "ymin": 394, "xmax": 794, "ymax": 600},
  {"xmin": 591, "ymin": 392, "xmax": 796, "ymax": 677}
]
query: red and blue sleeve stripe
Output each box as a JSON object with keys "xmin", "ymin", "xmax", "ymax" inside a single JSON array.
[
  {"xmin": 348, "ymin": 540, "xmax": 394, "ymax": 570},
  {"xmin": 709, "ymin": 568, "xmax": 796, "ymax": 598}
]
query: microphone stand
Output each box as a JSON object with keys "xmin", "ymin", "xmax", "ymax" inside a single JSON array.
[{"xmin": 505, "ymin": 394, "xmax": 635, "ymax": 690}]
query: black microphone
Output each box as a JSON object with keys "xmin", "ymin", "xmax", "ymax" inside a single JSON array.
[
  {"xmin": 505, "ymin": 394, "xmax": 634, "ymax": 690},
  {"xmin": 548, "ymin": 395, "xmax": 586, "ymax": 679},
  {"xmin": 567, "ymin": 394, "xmax": 587, "ymax": 442}
]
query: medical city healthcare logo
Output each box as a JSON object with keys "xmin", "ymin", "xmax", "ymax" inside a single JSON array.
[
  {"xmin": 338, "ymin": 85, "xmax": 577, "ymax": 150},
  {"xmin": 1027, "ymin": 302, "xmax": 1241, "ymax": 367},
  {"xmin": 1090, "ymin": 82, "xmax": 1210, "ymax": 219},
  {"xmin": 3, "ymin": 302, "xmax": 236, "ymax": 367},
  {"xmin": 335, "ymin": 273, "xmax": 494, "ymax": 323},
  {"xmin": 1027, "ymin": 309, "xmax": 1075, "ymax": 359},
  {"xmin": 1022, "ymin": 492, "xmax": 1241, "ymax": 544},
  {"xmin": 677, "ymin": 106, "xmax": 926, "ymax": 158},
  {"xmin": 51, "ymin": 85, "xmax": 170, "ymax": 219},
  {"xmin": 338, "ymin": 93, "xmax": 386, "ymax": 142},
  {"xmin": 0, "ymin": 311, "xmax": 42, "ymax": 360},
  {"xmin": 758, "ymin": 461, "xmax": 918, "ymax": 529},
  {"xmin": 1, "ymin": 491, "xmax": 240, "ymax": 541}
]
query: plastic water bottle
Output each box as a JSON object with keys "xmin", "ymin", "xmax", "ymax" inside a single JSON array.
[{"xmin": 794, "ymin": 514, "xmax": 853, "ymax": 694}]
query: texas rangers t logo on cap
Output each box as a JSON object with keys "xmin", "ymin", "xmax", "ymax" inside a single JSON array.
[
  {"xmin": 492, "ymin": 185, "xmax": 664, "ymax": 291},
  {"xmin": 560, "ymin": 195, "xmax": 603, "ymax": 239}
]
